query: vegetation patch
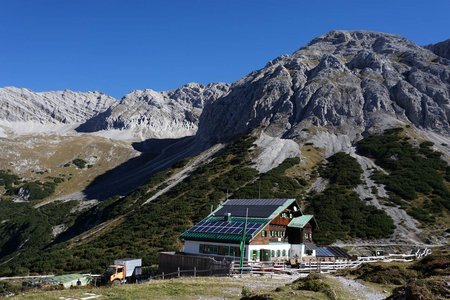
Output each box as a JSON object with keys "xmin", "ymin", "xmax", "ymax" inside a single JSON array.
[
  {"xmin": 0, "ymin": 170, "xmax": 21, "ymax": 196},
  {"xmin": 72, "ymin": 158, "xmax": 87, "ymax": 169},
  {"xmin": 289, "ymin": 273, "xmax": 337, "ymax": 300},
  {"xmin": 19, "ymin": 181, "xmax": 57, "ymax": 200},
  {"xmin": 339, "ymin": 251, "xmax": 450, "ymax": 300},
  {"xmin": 388, "ymin": 278, "xmax": 449, "ymax": 300},
  {"xmin": 356, "ymin": 128, "xmax": 450, "ymax": 223},
  {"xmin": 0, "ymin": 200, "xmax": 78, "ymax": 274},
  {"xmin": 343, "ymin": 263, "xmax": 418, "ymax": 285},
  {"xmin": 0, "ymin": 169, "xmax": 64, "ymax": 201},
  {"xmin": 308, "ymin": 153, "xmax": 395, "ymax": 245}
]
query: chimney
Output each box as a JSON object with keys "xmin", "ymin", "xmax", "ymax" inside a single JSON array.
[{"xmin": 224, "ymin": 212, "xmax": 231, "ymax": 221}]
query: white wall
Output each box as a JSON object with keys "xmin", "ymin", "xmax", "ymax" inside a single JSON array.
[
  {"xmin": 184, "ymin": 240, "xmax": 315, "ymax": 262},
  {"xmin": 183, "ymin": 240, "xmax": 201, "ymax": 254},
  {"xmin": 247, "ymin": 243, "xmax": 291, "ymax": 261},
  {"xmin": 183, "ymin": 240, "xmax": 241, "ymax": 257}
]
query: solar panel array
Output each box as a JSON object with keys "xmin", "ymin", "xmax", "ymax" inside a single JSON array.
[
  {"xmin": 316, "ymin": 246, "xmax": 351, "ymax": 258},
  {"xmin": 215, "ymin": 205, "xmax": 279, "ymax": 218},
  {"xmin": 316, "ymin": 247, "xmax": 335, "ymax": 257},
  {"xmin": 187, "ymin": 220, "xmax": 263, "ymax": 236}
]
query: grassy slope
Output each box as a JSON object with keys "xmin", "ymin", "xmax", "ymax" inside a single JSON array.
[
  {"xmin": 6, "ymin": 276, "xmax": 326, "ymax": 300},
  {"xmin": 1, "ymin": 129, "xmax": 449, "ymax": 277},
  {"xmin": 0, "ymin": 134, "xmax": 138, "ymax": 202}
]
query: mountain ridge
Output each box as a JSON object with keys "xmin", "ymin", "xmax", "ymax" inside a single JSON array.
[{"xmin": 197, "ymin": 30, "xmax": 450, "ymax": 150}]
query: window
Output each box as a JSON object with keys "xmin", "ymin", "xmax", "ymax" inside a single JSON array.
[
  {"xmin": 199, "ymin": 244, "xmax": 224, "ymax": 255},
  {"xmin": 289, "ymin": 213, "xmax": 293, "ymax": 219},
  {"xmin": 218, "ymin": 246, "xmax": 226, "ymax": 255},
  {"xmin": 282, "ymin": 250, "xmax": 286, "ymax": 257},
  {"xmin": 281, "ymin": 212, "xmax": 287, "ymax": 218},
  {"xmin": 271, "ymin": 250, "xmax": 275, "ymax": 257},
  {"xmin": 277, "ymin": 250, "xmax": 281, "ymax": 257},
  {"xmin": 261, "ymin": 230, "xmax": 266, "ymax": 237}
]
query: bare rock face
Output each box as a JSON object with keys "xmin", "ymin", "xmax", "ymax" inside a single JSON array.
[
  {"xmin": 425, "ymin": 38, "xmax": 450, "ymax": 60},
  {"xmin": 0, "ymin": 87, "xmax": 116, "ymax": 124},
  {"xmin": 197, "ymin": 30, "xmax": 450, "ymax": 146},
  {"xmin": 76, "ymin": 83, "xmax": 230, "ymax": 139}
]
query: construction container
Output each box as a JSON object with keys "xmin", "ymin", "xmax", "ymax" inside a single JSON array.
[{"xmin": 114, "ymin": 258, "xmax": 142, "ymax": 277}]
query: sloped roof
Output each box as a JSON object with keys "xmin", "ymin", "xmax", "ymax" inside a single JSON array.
[
  {"xmin": 181, "ymin": 217, "xmax": 267, "ymax": 243},
  {"xmin": 213, "ymin": 199, "xmax": 296, "ymax": 219},
  {"xmin": 181, "ymin": 198, "xmax": 297, "ymax": 243},
  {"xmin": 287, "ymin": 214, "xmax": 314, "ymax": 228},
  {"xmin": 304, "ymin": 242, "xmax": 318, "ymax": 250}
]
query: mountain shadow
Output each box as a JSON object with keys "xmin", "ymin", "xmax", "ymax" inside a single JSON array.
[{"xmin": 81, "ymin": 136, "xmax": 197, "ymax": 200}]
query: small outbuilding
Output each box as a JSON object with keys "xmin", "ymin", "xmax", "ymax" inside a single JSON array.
[
  {"xmin": 316, "ymin": 246, "xmax": 352, "ymax": 262},
  {"xmin": 46, "ymin": 273, "xmax": 91, "ymax": 288}
]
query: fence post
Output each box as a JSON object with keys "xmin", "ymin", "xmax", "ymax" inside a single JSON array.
[
  {"xmin": 162, "ymin": 272, "xmax": 164, "ymax": 280},
  {"xmin": 177, "ymin": 267, "xmax": 180, "ymax": 278},
  {"xmin": 194, "ymin": 267, "xmax": 196, "ymax": 277}
]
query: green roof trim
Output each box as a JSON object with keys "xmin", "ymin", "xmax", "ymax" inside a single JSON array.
[
  {"xmin": 180, "ymin": 232, "xmax": 252, "ymax": 243},
  {"xmin": 288, "ymin": 215, "xmax": 314, "ymax": 228}
]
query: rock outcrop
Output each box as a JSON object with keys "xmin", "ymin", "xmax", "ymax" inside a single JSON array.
[{"xmin": 425, "ymin": 38, "xmax": 450, "ymax": 60}]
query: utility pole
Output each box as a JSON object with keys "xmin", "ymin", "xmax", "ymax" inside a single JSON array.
[{"xmin": 239, "ymin": 208, "xmax": 248, "ymax": 274}]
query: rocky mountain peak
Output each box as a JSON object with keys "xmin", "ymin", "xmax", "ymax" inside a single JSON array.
[{"xmin": 197, "ymin": 30, "xmax": 450, "ymax": 147}]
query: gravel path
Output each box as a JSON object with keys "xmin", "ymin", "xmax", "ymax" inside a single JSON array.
[{"xmin": 333, "ymin": 276, "xmax": 386, "ymax": 300}]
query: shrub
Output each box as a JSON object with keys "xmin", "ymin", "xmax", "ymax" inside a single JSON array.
[{"xmin": 72, "ymin": 158, "xmax": 87, "ymax": 169}]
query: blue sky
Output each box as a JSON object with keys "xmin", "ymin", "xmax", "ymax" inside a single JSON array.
[{"xmin": 1, "ymin": 0, "xmax": 449, "ymax": 98}]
